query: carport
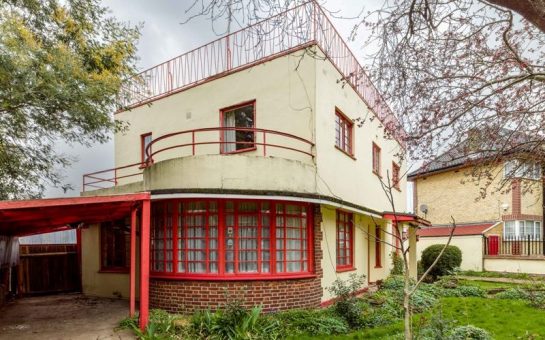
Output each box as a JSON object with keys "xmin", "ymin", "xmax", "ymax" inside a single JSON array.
[{"xmin": 0, "ymin": 193, "xmax": 151, "ymax": 330}]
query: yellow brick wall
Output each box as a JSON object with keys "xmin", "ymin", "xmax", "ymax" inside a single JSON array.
[
  {"xmin": 520, "ymin": 179, "xmax": 543, "ymax": 217},
  {"xmin": 413, "ymin": 165, "xmax": 511, "ymax": 225}
]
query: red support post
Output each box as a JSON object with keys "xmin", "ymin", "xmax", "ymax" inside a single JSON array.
[
  {"xmin": 139, "ymin": 199, "xmax": 151, "ymax": 331},
  {"xmin": 129, "ymin": 206, "xmax": 137, "ymax": 317}
]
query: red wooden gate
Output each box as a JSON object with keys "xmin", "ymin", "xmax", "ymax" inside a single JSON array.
[{"xmin": 488, "ymin": 235, "xmax": 499, "ymax": 256}]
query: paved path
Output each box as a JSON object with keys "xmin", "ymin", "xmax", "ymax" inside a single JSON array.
[{"xmin": 0, "ymin": 293, "xmax": 135, "ymax": 340}]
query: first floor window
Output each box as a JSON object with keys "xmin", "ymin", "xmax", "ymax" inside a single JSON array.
[
  {"xmin": 100, "ymin": 221, "xmax": 130, "ymax": 271},
  {"xmin": 336, "ymin": 210, "xmax": 353, "ymax": 269},
  {"xmin": 392, "ymin": 162, "xmax": 400, "ymax": 190},
  {"xmin": 141, "ymin": 132, "xmax": 152, "ymax": 163},
  {"xmin": 504, "ymin": 160, "xmax": 541, "ymax": 180},
  {"xmin": 503, "ymin": 220, "xmax": 542, "ymax": 239},
  {"xmin": 221, "ymin": 101, "xmax": 255, "ymax": 153},
  {"xmin": 151, "ymin": 199, "xmax": 312, "ymax": 277},
  {"xmin": 335, "ymin": 109, "xmax": 353, "ymax": 155},
  {"xmin": 372, "ymin": 143, "xmax": 381, "ymax": 176}
]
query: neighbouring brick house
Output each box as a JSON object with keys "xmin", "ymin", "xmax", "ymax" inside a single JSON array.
[
  {"xmin": 409, "ymin": 132, "xmax": 545, "ymax": 274},
  {"xmin": 0, "ymin": 3, "xmax": 426, "ymax": 330}
]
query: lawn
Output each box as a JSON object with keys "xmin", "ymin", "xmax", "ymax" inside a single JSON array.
[
  {"xmin": 300, "ymin": 297, "xmax": 545, "ymax": 339},
  {"xmin": 458, "ymin": 279, "xmax": 518, "ymax": 290}
]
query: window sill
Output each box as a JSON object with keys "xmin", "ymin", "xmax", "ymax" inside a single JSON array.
[
  {"xmin": 220, "ymin": 146, "xmax": 257, "ymax": 155},
  {"xmin": 99, "ymin": 269, "xmax": 130, "ymax": 274},
  {"xmin": 336, "ymin": 266, "xmax": 356, "ymax": 273},
  {"xmin": 150, "ymin": 273, "xmax": 317, "ymax": 281},
  {"xmin": 334, "ymin": 145, "xmax": 356, "ymax": 160}
]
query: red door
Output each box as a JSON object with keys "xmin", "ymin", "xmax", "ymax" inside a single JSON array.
[{"xmin": 488, "ymin": 235, "xmax": 499, "ymax": 256}]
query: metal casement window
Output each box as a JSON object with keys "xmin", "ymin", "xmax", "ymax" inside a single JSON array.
[
  {"xmin": 336, "ymin": 210, "xmax": 354, "ymax": 270},
  {"xmin": 372, "ymin": 143, "xmax": 381, "ymax": 176},
  {"xmin": 335, "ymin": 110, "xmax": 353, "ymax": 155},
  {"xmin": 100, "ymin": 221, "xmax": 130, "ymax": 272},
  {"xmin": 150, "ymin": 199, "xmax": 314, "ymax": 279}
]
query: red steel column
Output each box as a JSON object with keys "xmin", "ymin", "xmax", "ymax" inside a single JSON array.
[
  {"xmin": 129, "ymin": 207, "xmax": 137, "ymax": 317},
  {"xmin": 139, "ymin": 199, "xmax": 151, "ymax": 331}
]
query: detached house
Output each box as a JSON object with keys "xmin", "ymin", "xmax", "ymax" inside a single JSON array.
[
  {"xmin": 0, "ymin": 3, "xmax": 426, "ymax": 330},
  {"xmin": 409, "ymin": 133, "xmax": 544, "ymax": 274}
]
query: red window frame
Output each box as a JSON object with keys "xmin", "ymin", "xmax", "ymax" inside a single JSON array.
[
  {"xmin": 141, "ymin": 132, "xmax": 152, "ymax": 164},
  {"xmin": 375, "ymin": 225, "xmax": 382, "ymax": 268},
  {"xmin": 220, "ymin": 100, "xmax": 256, "ymax": 154},
  {"xmin": 372, "ymin": 142, "xmax": 381, "ymax": 176},
  {"xmin": 335, "ymin": 109, "xmax": 354, "ymax": 156},
  {"xmin": 392, "ymin": 162, "xmax": 401, "ymax": 190},
  {"xmin": 100, "ymin": 221, "xmax": 130, "ymax": 273},
  {"xmin": 150, "ymin": 199, "xmax": 314, "ymax": 280},
  {"xmin": 336, "ymin": 210, "xmax": 354, "ymax": 271}
]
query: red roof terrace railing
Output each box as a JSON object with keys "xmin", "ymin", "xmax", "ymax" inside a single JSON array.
[
  {"xmin": 82, "ymin": 127, "xmax": 314, "ymax": 192},
  {"xmin": 117, "ymin": 1, "xmax": 404, "ymax": 141}
]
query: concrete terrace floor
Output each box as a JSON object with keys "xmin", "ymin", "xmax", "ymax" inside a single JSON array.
[{"xmin": 0, "ymin": 293, "xmax": 135, "ymax": 340}]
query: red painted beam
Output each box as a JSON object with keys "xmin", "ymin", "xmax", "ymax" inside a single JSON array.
[
  {"xmin": 139, "ymin": 199, "xmax": 151, "ymax": 331},
  {"xmin": 130, "ymin": 206, "xmax": 137, "ymax": 317},
  {"xmin": 0, "ymin": 193, "xmax": 150, "ymax": 210}
]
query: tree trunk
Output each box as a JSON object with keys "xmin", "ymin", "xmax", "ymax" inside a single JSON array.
[
  {"xmin": 403, "ymin": 267, "xmax": 412, "ymax": 339},
  {"xmin": 488, "ymin": 0, "xmax": 545, "ymax": 33}
]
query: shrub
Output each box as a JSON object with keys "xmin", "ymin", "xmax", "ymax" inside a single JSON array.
[
  {"xmin": 447, "ymin": 325, "xmax": 492, "ymax": 340},
  {"xmin": 495, "ymin": 288, "xmax": 529, "ymax": 300},
  {"xmin": 190, "ymin": 302, "xmax": 281, "ymax": 340},
  {"xmin": 381, "ymin": 275, "xmax": 406, "ymax": 290},
  {"xmin": 391, "ymin": 252, "xmax": 404, "ymax": 275},
  {"xmin": 273, "ymin": 309, "xmax": 348, "ymax": 336},
  {"xmin": 327, "ymin": 273, "xmax": 366, "ymax": 329},
  {"xmin": 421, "ymin": 244, "xmax": 462, "ymax": 280}
]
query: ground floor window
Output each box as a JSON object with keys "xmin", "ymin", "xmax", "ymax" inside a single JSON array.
[
  {"xmin": 100, "ymin": 221, "xmax": 130, "ymax": 272},
  {"xmin": 504, "ymin": 220, "xmax": 542, "ymax": 239},
  {"xmin": 336, "ymin": 210, "xmax": 353, "ymax": 270},
  {"xmin": 151, "ymin": 199, "xmax": 313, "ymax": 278}
]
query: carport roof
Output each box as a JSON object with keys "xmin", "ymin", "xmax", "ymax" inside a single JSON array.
[{"xmin": 0, "ymin": 193, "xmax": 150, "ymax": 237}]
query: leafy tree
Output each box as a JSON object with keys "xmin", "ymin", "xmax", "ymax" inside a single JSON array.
[
  {"xmin": 359, "ymin": 0, "xmax": 545, "ymax": 192},
  {"xmin": 0, "ymin": 0, "xmax": 140, "ymax": 199}
]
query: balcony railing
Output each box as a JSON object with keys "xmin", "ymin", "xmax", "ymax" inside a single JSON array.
[
  {"xmin": 82, "ymin": 127, "xmax": 314, "ymax": 192},
  {"xmin": 484, "ymin": 235, "xmax": 545, "ymax": 257},
  {"xmin": 117, "ymin": 1, "xmax": 403, "ymax": 140}
]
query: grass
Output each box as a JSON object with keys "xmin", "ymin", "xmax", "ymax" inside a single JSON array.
[
  {"xmin": 459, "ymin": 279, "xmax": 518, "ymax": 290},
  {"xmin": 460, "ymin": 270, "xmax": 545, "ymax": 281},
  {"xmin": 302, "ymin": 297, "xmax": 545, "ymax": 339}
]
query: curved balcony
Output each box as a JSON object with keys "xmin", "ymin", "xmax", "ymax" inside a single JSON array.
[{"xmin": 82, "ymin": 127, "xmax": 314, "ymax": 192}]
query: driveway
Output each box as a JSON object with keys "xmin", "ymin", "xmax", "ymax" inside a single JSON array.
[{"xmin": 0, "ymin": 294, "xmax": 135, "ymax": 340}]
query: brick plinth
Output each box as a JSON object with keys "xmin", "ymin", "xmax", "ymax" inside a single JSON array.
[
  {"xmin": 149, "ymin": 277, "xmax": 321, "ymax": 313},
  {"xmin": 149, "ymin": 204, "xmax": 324, "ymax": 314}
]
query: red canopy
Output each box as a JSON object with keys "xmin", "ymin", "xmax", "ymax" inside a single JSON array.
[{"xmin": 0, "ymin": 193, "xmax": 150, "ymax": 237}]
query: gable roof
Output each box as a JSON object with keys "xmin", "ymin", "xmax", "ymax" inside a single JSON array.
[
  {"xmin": 407, "ymin": 128, "xmax": 538, "ymax": 180},
  {"xmin": 417, "ymin": 222, "xmax": 495, "ymax": 237}
]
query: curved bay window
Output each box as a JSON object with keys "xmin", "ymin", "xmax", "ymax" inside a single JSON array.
[{"xmin": 151, "ymin": 199, "xmax": 314, "ymax": 279}]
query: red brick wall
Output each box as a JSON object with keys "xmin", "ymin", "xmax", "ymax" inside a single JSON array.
[{"xmin": 149, "ymin": 204, "xmax": 324, "ymax": 313}]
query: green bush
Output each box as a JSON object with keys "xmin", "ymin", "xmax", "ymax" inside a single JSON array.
[
  {"xmin": 190, "ymin": 302, "xmax": 281, "ymax": 340},
  {"xmin": 421, "ymin": 244, "xmax": 462, "ymax": 280},
  {"xmin": 447, "ymin": 325, "xmax": 492, "ymax": 340},
  {"xmin": 391, "ymin": 252, "xmax": 404, "ymax": 275},
  {"xmin": 273, "ymin": 309, "xmax": 348, "ymax": 336},
  {"xmin": 327, "ymin": 273, "xmax": 366, "ymax": 329},
  {"xmin": 495, "ymin": 288, "xmax": 529, "ymax": 300},
  {"xmin": 381, "ymin": 275, "xmax": 406, "ymax": 290}
]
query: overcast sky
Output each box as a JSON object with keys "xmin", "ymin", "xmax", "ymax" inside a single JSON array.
[{"xmin": 45, "ymin": 0, "xmax": 413, "ymax": 209}]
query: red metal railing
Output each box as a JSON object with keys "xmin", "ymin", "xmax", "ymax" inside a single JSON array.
[
  {"xmin": 82, "ymin": 127, "xmax": 314, "ymax": 192},
  {"xmin": 117, "ymin": 1, "xmax": 403, "ymax": 140}
]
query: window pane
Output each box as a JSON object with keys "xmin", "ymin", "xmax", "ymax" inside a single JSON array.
[{"xmin": 222, "ymin": 104, "xmax": 255, "ymax": 152}]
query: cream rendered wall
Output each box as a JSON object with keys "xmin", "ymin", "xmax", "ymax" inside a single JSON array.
[
  {"xmin": 416, "ymin": 235, "xmax": 483, "ymax": 271},
  {"xmin": 114, "ymin": 50, "xmax": 316, "ymax": 186},
  {"xmin": 484, "ymin": 258, "xmax": 545, "ymax": 275},
  {"xmin": 414, "ymin": 165, "xmax": 510, "ymax": 225},
  {"xmin": 81, "ymin": 224, "xmax": 140, "ymax": 299},
  {"xmin": 320, "ymin": 206, "xmax": 369, "ymax": 301},
  {"xmin": 313, "ymin": 55, "xmax": 406, "ymax": 214}
]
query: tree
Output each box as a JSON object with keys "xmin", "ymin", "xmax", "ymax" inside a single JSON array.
[
  {"xmin": 0, "ymin": 0, "xmax": 140, "ymax": 199},
  {"xmin": 358, "ymin": 0, "xmax": 545, "ymax": 192}
]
